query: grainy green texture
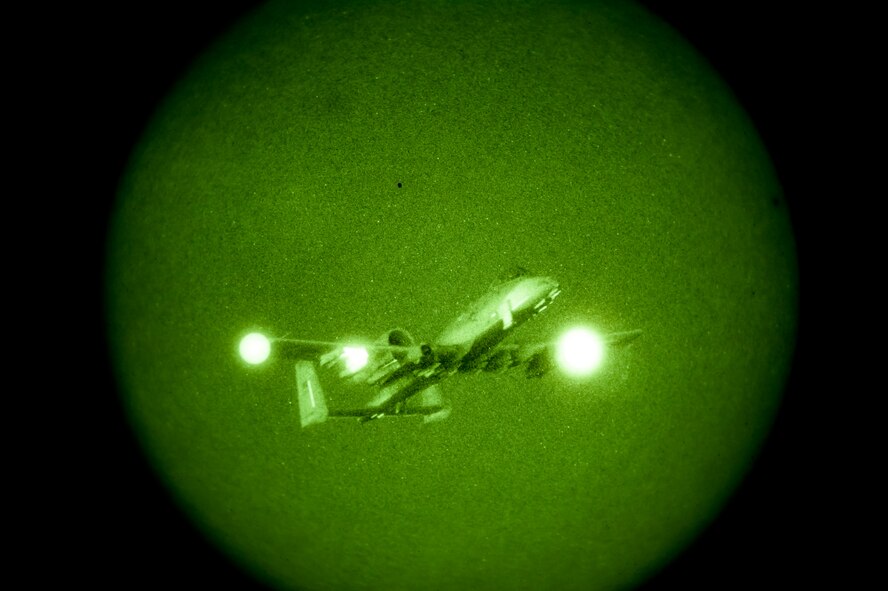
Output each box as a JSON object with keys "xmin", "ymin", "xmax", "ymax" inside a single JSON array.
[{"xmin": 106, "ymin": 0, "xmax": 797, "ymax": 589}]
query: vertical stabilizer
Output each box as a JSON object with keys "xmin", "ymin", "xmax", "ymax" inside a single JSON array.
[{"xmin": 295, "ymin": 361, "xmax": 328, "ymax": 427}]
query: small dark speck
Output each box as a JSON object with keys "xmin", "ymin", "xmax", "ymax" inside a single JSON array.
[
  {"xmin": 397, "ymin": 182, "xmax": 402, "ymax": 188},
  {"xmin": 771, "ymin": 196, "xmax": 781, "ymax": 207}
]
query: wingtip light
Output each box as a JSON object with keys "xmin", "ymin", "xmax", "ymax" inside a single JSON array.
[
  {"xmin": 239, "ymin": 332, "xmax": 271, "ymax": 365},
  {"xmin": 556, "ymin": 327, "xmax": 605, "ymax": 377}
]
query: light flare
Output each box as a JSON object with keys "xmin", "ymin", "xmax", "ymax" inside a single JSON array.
[
  {"xmin": 239, "ymin": 332, "xmax": 271, "ymax": 365},
  {"xmin": 556, "ymin": 327, "xmax": 605, "ymax": 377},
  {"xmin": 341, "ymin": 346, "xmax": 369, "ymax": 373}
]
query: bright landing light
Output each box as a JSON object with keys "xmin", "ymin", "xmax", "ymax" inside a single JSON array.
[
  {"xmin": 239, "ymin": 332, "xmax": 271, "ymax": 365},
  {"xmin": 341, "ymin": 346, "xmax": 369, "ymax": 373},
  {"xmin": 556, "ymin": 327, "xmax": 605, "ymax": 377}
]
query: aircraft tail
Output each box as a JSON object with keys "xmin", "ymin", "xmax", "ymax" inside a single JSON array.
[{"xmin": 295, "ymin": 360, "xmax": 329, "ymax": 427}]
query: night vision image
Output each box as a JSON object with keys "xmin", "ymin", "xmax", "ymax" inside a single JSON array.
[{"xmin": 105, "ymin": 1, "xmax": 797, "ymax": 589}]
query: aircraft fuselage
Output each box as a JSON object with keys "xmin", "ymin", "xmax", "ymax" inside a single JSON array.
[{"xmin": 368, "ymin": 275, "xmax": 561, "ymax": 414}]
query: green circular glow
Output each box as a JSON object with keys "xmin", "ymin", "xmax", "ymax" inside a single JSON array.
[
  {"xmin": 106, "ymin": 1, "xmax": 798, "ymax": 589},
  {"xmin": 556, "ymin": 327, "xmax": 605, "ymax": 377},
  {"xmin": 239, "ymin": 332, "xmax": 270, "ymax": 365}
]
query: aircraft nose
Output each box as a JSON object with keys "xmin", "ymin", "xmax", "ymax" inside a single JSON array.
[{"xmin": 541, "ymin": 277, "xmax": 560, "ymax": 298}]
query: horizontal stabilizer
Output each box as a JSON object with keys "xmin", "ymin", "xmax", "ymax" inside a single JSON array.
[
  {"xmin": 295, "ymin": 361, "xmax": 328, "ymax": 427},
  {"xmin": 321, "ymin": 385, "xmax": 451, "ymax": 424},
  {"xmin": 322, "ymin": 405, "xmax": 449, "ymax": 425}
]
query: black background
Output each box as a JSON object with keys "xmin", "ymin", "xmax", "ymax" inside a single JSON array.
[{"xmin": 77, "ymin": 1, "xmax": 823, "ymax": 589}]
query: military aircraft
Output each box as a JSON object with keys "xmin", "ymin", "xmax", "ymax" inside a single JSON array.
[{"xmin": 238, "ymin": 270, "xmax": 641, "ymax": 427}]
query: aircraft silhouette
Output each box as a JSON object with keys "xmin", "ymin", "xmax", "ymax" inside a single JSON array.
[{"xmin": 239, "ymin": 273, "xmax": 641, "ymax": 427}]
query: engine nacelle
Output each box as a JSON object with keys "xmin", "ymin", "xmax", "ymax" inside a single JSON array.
[
  {"xmin": 360, "ymin": 328, "xmax": 423, "ymax": 384},
  {"xmin": 375, "ymin": 328, "xmax": 416, "ymax": 362}
]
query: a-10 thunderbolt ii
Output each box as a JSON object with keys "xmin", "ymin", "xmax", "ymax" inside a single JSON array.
[{"xmin": 238, "ymin": 269, "xmax": 641, "ymax": 427}]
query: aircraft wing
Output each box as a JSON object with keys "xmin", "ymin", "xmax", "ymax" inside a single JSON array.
[
  {"xmin": 272, "ymin": 338, "xmax": 415, "ymax": 362},
  {"xmin": 601, "ymin": 329, "xmax": 644, "ymax": 346},
  {"xmin": 272, "ymin": 337, "xmax": 426, "ymax": 378}
]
